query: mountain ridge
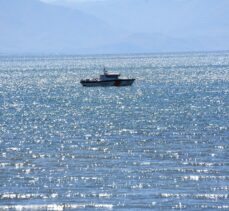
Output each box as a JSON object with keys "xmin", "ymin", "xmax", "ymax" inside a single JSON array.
[{"xmin": 0, "ymin": 0, "xmax": 229, "ymax": 54}]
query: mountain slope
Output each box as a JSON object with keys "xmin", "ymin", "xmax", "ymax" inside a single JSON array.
[
  {"xmin": 0, "ymin": 0, "xmax": 120, "ymax": 54},
  {"xmin": 63, "ymin": 0, "xmax": 229, "ymax": 52},
  {"xmin": 1, "ymin": 0, "xmax": 229, "ymax": 54}
]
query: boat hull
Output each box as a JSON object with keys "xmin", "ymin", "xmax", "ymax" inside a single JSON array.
[{"xmin": 80, "ymin": 79, "xmax": 135, "ymax": 87}]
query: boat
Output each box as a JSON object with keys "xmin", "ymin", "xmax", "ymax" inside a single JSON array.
[{"xmin": 80, "ymin": 68, "xmax": 135, "ymax": 87}]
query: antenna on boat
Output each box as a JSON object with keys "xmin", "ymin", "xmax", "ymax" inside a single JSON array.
[{"xmin": 103, "ymin": 66, "xmax": 107, "ymax": 74}]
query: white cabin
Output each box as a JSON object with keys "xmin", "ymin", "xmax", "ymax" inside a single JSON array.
[{"xmin": 100, "ymin": 71, "xmax": 120, "ymax": 81}]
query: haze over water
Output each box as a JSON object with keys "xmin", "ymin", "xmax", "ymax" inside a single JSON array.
[{"xmin": 0, "ymin": 52, "xmax": 229, "ymax": 210}]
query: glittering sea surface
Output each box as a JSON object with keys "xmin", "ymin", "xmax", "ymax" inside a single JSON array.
[{"xmin": 0, "ymin": 52, "xmax": 229, "ymax": 210}]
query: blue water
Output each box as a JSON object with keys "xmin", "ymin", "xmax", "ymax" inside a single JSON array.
[{"xmin": 0, "ymin": 52, "xmax": 229, "ymax": 210}]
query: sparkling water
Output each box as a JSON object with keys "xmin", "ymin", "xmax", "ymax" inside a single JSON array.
[{"xmin": 0, "ymin": 52, "xmax": 229, "ymax": 210}]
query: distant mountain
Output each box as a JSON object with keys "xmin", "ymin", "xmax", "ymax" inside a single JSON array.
[
  {"xmin": 0, "ymin": 0, "xmax": 121, "ymax": 54},
  {"xmin": 1, "ymin": 0, "xmax": 229, "ymax": 54},
  {"xmin": 60, "ymin": 0, "xmax": 229, "ymax": 53},
  {"xmin": 72, "ymin": 0, "xmax": 229, "ymax": 34}
]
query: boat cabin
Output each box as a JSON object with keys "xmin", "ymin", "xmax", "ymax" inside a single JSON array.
[{"xmin": 100, "ymin": 70, "xmax": 120, "ymax": 81}]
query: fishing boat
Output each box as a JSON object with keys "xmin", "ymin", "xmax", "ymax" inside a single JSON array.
[{"xmin": 80, "ymin": 68, "xmax": 135, "ymax": 87}]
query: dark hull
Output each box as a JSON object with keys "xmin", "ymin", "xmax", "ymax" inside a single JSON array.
[{"xmin": 80, "ymin": 79, "xmax": 135, "ymax": 87}]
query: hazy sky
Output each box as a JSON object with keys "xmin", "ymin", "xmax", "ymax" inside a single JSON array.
[
  {"xmin": 42, "ymin": 0, "xmax": 109, "ymax": 2},
  {"xmin": 41, "ymin": 0, "xmax": 108, "ymax": 3},
  {"xmin": 1, "ymin": 0, "xmax": 229, "ymax": 54}
]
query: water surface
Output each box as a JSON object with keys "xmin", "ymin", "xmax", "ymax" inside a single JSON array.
[{"xmin": 0, "ymin": 52, "xmax": 229, "ymax": 210}]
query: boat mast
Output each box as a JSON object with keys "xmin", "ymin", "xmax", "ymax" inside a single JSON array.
[{"xmin": 103, "ymin": 67, "xmax": 107, "ymax": 75}]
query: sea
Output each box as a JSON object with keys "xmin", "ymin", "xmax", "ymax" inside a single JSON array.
[{"xmin": 0, "ymin": 52, "xmax": 228, "ymax": 210}]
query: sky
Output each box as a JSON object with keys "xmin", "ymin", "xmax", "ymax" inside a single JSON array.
[
  {"xmin": 0, "ymin": 0, "xmax": 228, "ymax": 54},
  {"xmin": 41, "ymin": 0, "xmax": 111, "ymax": 3}
]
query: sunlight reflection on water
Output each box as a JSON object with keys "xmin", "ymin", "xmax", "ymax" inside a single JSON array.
[{"xmin": 0, "ymin": 52, "xmax": 229, "ymax": 210}]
